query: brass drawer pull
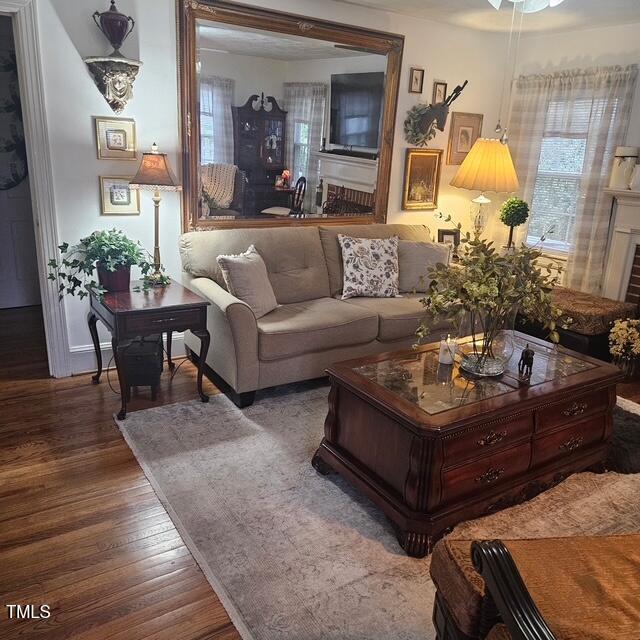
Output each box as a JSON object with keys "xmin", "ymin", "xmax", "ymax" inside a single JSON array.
[
  {"xmin": 559, "ymin": 435, "xmax": 584, "ymax": 453},
  {"xmin": 477, "ymin": 430, "xmax": 507, "ymax": 447},
  {"xmin": 475, "ymin": 467, "xmax": 505, "ymax": 485},
  {"xmin": 562, "ymin": 401, "xmax": 587, "ymax": 417},
  {"xmin": 152, "ymin": 317, "xmax": 177, "ymax": 323}
]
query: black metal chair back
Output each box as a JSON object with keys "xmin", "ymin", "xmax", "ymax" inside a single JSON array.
[{"xmin": 291, "ymin": 177, "xmax": 306, "ymax": 216}]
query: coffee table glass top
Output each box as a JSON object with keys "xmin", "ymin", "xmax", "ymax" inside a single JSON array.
[{"xmin": 352, "ymin": 337, "xmax": 597, "ymax": 415}]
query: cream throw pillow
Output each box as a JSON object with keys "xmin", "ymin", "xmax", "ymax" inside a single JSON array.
[
  {"xmin": 216, "ymin": 245, "xmax": 278, "ymax": 318},
  {"xmin": 398, "ymin": 240, "xmax": 450, "ymax": 293},
  {"xmin": 338, "ymin": 234, "xmax": 400, "ymax": 299}
]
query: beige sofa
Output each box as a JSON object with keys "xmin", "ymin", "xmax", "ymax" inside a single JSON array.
[{"xmin": 179, "ymin": 223, "xmax": 449, "ymax": 406}]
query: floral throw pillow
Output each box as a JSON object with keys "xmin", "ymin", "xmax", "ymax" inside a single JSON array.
[{"xmin": 338, "ymin": 234, "xmax": 400, "ymax": 299}]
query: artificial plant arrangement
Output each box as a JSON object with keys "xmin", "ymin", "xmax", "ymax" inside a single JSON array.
[
  {"xmin": 417, "ymin": 232, "xmax": 567, "ymax": 376},
  {"xmin": 48, "ymin": 229, "xmax": 168, "ymax": 300},
  {"xmin": 609, "ymin": 318, "xmax": 640, "ymax": 378},
  {"xmin": 500, "ymin": 197, "xmax": 529, "ymax": 248}
]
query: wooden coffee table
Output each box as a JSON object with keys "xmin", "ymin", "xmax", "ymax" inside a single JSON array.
[{"xmin": 312, "ymin": 332, "xmax": 622, "ymax": 557}]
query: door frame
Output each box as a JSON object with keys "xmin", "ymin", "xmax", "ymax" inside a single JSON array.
[{"xmin": 1, "ymin": 0, "xmax": 71, "ymax": 376}]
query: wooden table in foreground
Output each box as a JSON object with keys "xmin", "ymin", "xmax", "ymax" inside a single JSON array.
[
  {"xmin": 87, "ymin": 280, "xmax": 210, "ymax": 420},
  {"xmin": 312, "ymin": 332, "xmax": 623, "ymax": 557}
]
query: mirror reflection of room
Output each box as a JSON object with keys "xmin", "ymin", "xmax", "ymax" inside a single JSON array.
[{"xmin": 196, "ymin": 21, "xmax": 386, "ymax": 221}]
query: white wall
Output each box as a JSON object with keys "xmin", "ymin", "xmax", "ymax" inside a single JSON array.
[
  {"xmin": 199, "ymin": 50, "xmax": 287, "ymax": 107},
  {"xmin": 36, "ymin": 0, "xmax": 506, "ymax": 373},
  {"xmin": 516, "ymin": 22, "xmax": 640, "ymax": 145}
]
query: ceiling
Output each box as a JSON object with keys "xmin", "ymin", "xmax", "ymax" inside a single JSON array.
[
  {"xmin": 333, "ymin": 0, "xmax": 640, "ymax": 33},
  {"xmin": 197, "ymin": 23, "xmax": 375, "ymax": 60}
]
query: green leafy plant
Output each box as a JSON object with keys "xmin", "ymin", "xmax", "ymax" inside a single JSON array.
[
  {"xmin": 417, "ymin": 234, "xmax": 568, "ymax": 359},
  {"xmin": 500, "ymin": 197, "xmax": 530, "ymax": 247},
  {"xmin": 48, "ymin": 229, "xmax": 163, "ymax": 300}
]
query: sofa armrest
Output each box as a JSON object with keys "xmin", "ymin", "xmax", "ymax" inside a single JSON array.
[{"xmin": 187, "ymin": 277, "xmax": 259, "ymax": 393}]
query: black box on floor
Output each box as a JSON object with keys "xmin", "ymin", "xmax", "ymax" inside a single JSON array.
[{"xmin": 123, "ymin": 334, "xmax": 164, "ymax": 393}]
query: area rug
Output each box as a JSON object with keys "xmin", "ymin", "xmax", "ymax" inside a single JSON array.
[{"xmin": 117, "ymin": 385, "xmax": 640, "ymax": 640}]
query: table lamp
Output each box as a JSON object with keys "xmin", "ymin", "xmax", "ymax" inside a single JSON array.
[
  {"xmin": 130, "ymin": 143, "xmax": 181, "ymax": 283},
  {"xmin": 450, "ymin": 138, "xmax": 519, "ymax": 236}
]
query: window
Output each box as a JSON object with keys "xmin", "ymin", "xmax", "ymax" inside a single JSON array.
[
  {"xmin": 526, "ymin": 96, "xmax": 618, "ymax": 253},
  {"xmin": 292, "ymin": 120, "xmax": 310, "ymax": 183},
  {"xmin": 200, "ymin": 85, "xmax": 215, "ymax": 165}
]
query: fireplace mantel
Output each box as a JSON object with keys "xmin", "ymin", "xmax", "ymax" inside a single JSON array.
[{"xmin": 602, "ymin": 189, "xmax": 640, "ymax": 301}]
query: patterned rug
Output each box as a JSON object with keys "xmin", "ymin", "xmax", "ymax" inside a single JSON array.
[{"xmin": 116, "ymin": 384, "xmax": 640, "ymax": 640}]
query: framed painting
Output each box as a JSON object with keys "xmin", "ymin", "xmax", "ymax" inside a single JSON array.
[
  {"xmin": 447, "ymin": 112, "xmax": 483, "ymax": 165},
  {"xmin": 409, "ymin": 67, "xmax": 424, "ymax": 94},
  {"xmin": 432, "ymin": 81, "xmax": 447, "ymax": 104},
  {"xmin": 402, "ymin": 148, "xmax": 443, "ymax": 211},
  {"xmin": 94, "ymin": 117, "xmax": 137, "ymax": 160},
  {"xmin": 99, "ymin": 176, "xmax": 140, "ymax": 215}
]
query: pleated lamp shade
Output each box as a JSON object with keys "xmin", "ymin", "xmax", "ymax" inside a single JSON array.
[{"xmin": 450, "ymin": 138, "xmax": 519, "ymax": 193}]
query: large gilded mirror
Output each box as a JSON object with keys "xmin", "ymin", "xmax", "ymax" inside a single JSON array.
[{"xmin": 178, "ymin": 0, "xmax": 404, "ymax": 230}]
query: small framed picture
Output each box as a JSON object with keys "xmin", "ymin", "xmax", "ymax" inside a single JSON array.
[
  {"xmin": 94, "ymin": 117, "xmax": 136, "ymax": 160},
  {"xmin": 100, "ymin": 176, "xmax": 140, "ymax": 215},
  {"xmin": 432, "ymin": 81, "xmax": 447, "ymax": 105},
  {"xmin": 447, "ymin": 112, "xmax": 484, "ymax": 165},
  {"xmin": 409, "ymin": 67, "xmax": 424, "ymax": 94},
  {"xmin": 402, "ymin": 148, "xmax": 443, "ymax": 211},
  {"xmin": 438, "ymin": 228, "xmax": 461, "ymax": 248}
]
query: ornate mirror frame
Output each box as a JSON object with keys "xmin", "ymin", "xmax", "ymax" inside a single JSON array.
[{"xmin": 178, "ymin": 0, "xmax": 404, "ymax": 231}]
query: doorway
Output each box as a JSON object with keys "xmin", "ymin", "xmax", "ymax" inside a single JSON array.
[{"xmin": 0, "ymin": 14, "xmax": 48, "ymax": 378}]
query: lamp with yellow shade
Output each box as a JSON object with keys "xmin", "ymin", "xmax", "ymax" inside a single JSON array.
[
  {"xmin": 130, "ymin": 143, "xmax": 181, "ymax": 283},
  {"xmin": 450, "ymin": 138, "xmax": 519, "ymax": 236}
]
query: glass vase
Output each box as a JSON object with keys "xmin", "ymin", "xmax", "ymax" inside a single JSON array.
[{"xmin": 457, "ymin": 308, "xmax": 517, "ymax": 377}]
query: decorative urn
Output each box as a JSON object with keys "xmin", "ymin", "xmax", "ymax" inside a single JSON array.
[{"xmin": 92, "ymin": 0, "xmax": 135, "ymax": 56}]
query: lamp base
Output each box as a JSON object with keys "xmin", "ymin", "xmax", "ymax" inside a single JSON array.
[{"xmin": 145, "ymin": 270, "xmax": 167, "ymax": 287}]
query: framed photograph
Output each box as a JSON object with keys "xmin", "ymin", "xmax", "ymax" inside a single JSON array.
[
  {"xmin": 409, "ymin": 67, "xmax": 424, "ymax": 94},
  {"xmin": 432, "ymin": 81, "xmax": 447, "ymax": 105},
  {"xmin": 437, "ymin": 228, "xmax": 461, "ymax": 247},
  {"xmin": 447, "ymin": 112, "xmax": 484, "ymax": 165},
  {"xmin": 402, "ymin": 148, "xmax": 443, "ymax": 211},
  {"xmin": 94, "ymin": 116, "xmax": 136, "ymax": 160},
  {"xmin": 99, "ymin": 176, "xmax": 140, "ymax": 215}
]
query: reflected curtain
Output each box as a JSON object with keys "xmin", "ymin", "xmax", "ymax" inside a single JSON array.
[
  {"xmin": 283, "ymin": 82, "xmax": 327, "ymax": 212},
  {"xmin": 200, "ymin": 76, "xmax": 235, "ymax": 165},
  {"xmin": 509, "ymin": 65, "xmax": 637, "ymax": 294}
]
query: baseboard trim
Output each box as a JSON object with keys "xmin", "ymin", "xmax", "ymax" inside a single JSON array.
[{"xmin": 69, "ymin": 333, "xmax": 186, "ymax": 375}]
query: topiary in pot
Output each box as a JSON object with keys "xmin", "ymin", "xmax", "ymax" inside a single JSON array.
[
  {"xmin": 48, "ymin": 228, "xmax": 167, "ymax": 300},
  {"xmin": 500, "ymin": 197, "xmax": 529, "ymax": 248}
]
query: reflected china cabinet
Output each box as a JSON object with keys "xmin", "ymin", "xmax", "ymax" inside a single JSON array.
[{"xmin": 232, "ymin": 93, "xmax": 288, "ymax": 213}]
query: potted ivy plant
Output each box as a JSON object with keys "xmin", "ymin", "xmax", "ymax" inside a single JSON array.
[
  {"xmin": 48, "ymin": 229, "xmax": 161, "ymax": 300},
  {"xmin": 500, "ymin": 197, "xmax": 530, "ymax": 248}
]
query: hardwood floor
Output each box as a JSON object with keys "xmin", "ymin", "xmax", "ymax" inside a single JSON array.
[{"xmin": 0, "ymin": 307, "xmax": 241, "ymax": 640}]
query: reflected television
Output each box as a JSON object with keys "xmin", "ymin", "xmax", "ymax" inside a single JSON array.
[{"xmin": 329, "ymin": 72, "xmax": 384, "ymax": 150}]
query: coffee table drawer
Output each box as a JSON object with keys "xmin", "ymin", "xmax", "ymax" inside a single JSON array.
[
  {"xmin": 532, "ymin": 415, "xmax": 606, "ymax": 468},
  {"xmin": 443, "ymin": 413, "xmax": 533, "ymax": 465},
  {"xmin": 537, "ymin": 389, "xmax": 609, "ymax": 432},
  {"xmin": 123, "ymin": 308, "xmax": 202, "ymax": 335},
  {"xmin": 442, "ymin": 442, "xmax": 531, "ymax": 504}
]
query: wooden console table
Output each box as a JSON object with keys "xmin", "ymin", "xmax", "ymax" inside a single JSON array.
[
  {"xmin": 313, "ymin": 333, "xmax": 622, "ymax": 557},
  {"xmin": 87, "ymin": 280, "xmax": 210, "ymax": 419}
]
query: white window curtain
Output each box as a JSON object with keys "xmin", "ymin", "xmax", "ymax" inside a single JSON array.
[
  {"xmin": 283, "ymin": 82, "xmax": 327, "ymax": 212},
  {"xmin": 509, "ymin": 65, "xmax": 637, "ymax": 294},
  {"xmin": 200, "ymin": 76, "xmax": 235, "ymax": 165}
]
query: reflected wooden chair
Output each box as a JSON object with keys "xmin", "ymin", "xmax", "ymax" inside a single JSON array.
[{"xmin": 261, "ymin": 176, "xmax": 306, "ymax": 218}]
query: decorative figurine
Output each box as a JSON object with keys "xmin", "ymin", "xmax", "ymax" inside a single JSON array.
[{"xmin": 518, "ymin": 343, "xmax": 535, "ymax": 383}]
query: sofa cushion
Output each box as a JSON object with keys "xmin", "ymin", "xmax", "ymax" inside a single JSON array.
[
  {"xmin": 345, "ymin": 294, "xmax": 448, "ymax": 341},
  {"xmin": 179, "ymin": 227, "xmax": 330, "ymax": 304},
  {"xmin": 319, "ymin": 224, "xmax": 432, "ymax": 297},
  {"xmin": 431, "ymin": 534, "xmax": 640, "ymax": 640},
  {"xmin": 339, "ymin": 235, "xmax": 400, "ymax": 300},
  {"xmin": 398, "ymin": 240, "xmax": 450, "ymax": 293},
  {"xmin": 216, "ymin": 245, "xmax": 278, "ymax": 319},
  {"xmin": 551, "ymin": 287, "xmax": 637, "ymax": 336},
  {"xmin": 257, "ymin": 297, "xmax": 378, "ymax": 361}
]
